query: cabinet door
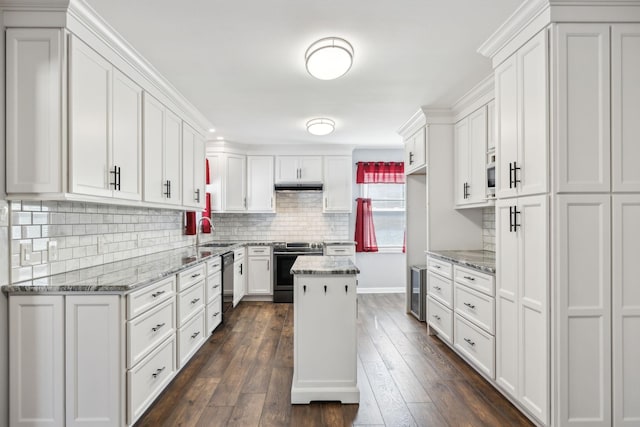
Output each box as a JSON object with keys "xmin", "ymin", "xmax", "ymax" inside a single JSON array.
[
  {"xmin": 164, "ymin": 109, "xmax": 182, "ymax": 205},
  {"xmin": 193, "ymin": 133, "xmax": 206, "ymax": 209},
  {"xmin": 298, "ymin": 156, "xmax": 323, "ymax": 182},
  {"xmin": 225, "ymin": 154, "xmax": 247, "ymax": 211},
  {"xmin": 495, "ymin": 199, "xmax": 518, "ymax": 398},
  {"xmin": 323, "ymin": 156, "xmax": 352, "ymax": 212},
  {"xmin": 10, "ymin": 296, "xmax": 65, "ymax": 427},
  {"xmin": 413, "ymin": 127, "xmax": 426, "ymax": 168},
  {"xmin": 207, "ymin": 154, "xmax": 222, "ymax": 211},
  {"xmin": 65, "ymin": 295, "xmax": 120, "ymax": 427},
  {"xmin": 404, "ymin": 138, "xmax": 415, "ymax": 173},
  {"xmin": 182, "ymin": 125, "xmax": 197, "ymax": 208},
  {"xmin": 517, "ymin": 29, "xmax": 548, "ymax": 197},
  {"xmin": 612, "ymin": 25, "xmax": 640, "ymax": 192},
  {"xmin": 613, "ymin": 195, "xmax": 640, "ymax": 426},
  {"xmin": 495, "ymin": 54, "xmax": 518, "ymax": 199},
  {"xmin": 69, "ymin": 37, "xmax": 112, "ymax": 198},
  {"xmin": 112, "ymin": 69, "xmax": 142, "ymax": 201},
  {"xmin": 6, "ymin": 28, "xmax": 63, "ymax": 194},
  {"xmin": 555, "ymin": 24, "xmax": 611, "ymax": 193},
  {"xmin": 143, "ymin": 94, "xmax": 165, "ymax": 204},
  {"xmin": 275, "ymin": 156, "xmax": 299, "ymax": 183},
  {"xmin": 233, "ymin": 260, "xmax": 246, "ymax": 305},
  {"xmin": 248, "ymin": 256, "xmax": 271, "ymax": 295},
  {"xmin": 454, "ymin": 119, "xmax": 470, "ymax": 205},
  {"xmin": 247, "ymin": 156, "xmax": 275, "ymax": 212},
  {"xmin": 518, "ymin": 195, "xmax": 548, "ymax": 424},
  {"xmin": 487, "ymin": 100, "xmax": 496, "ymax": 151},
  {"xmin": 468, "ymin": 107, "xmax": 488, "ymax": 203},
  {"xmin": 556, "ymin": 194, "xmax": 611, "ymax": 426}
]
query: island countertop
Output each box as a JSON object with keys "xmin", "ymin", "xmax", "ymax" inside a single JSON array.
[{"xmin": 291, "ymin": 256, "xmax": 360, "ymax": 275}]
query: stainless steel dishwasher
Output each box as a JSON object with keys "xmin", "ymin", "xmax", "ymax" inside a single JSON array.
[{"xmin": 221, "ymin": 251, "xmax": 234, "ymax": 320}]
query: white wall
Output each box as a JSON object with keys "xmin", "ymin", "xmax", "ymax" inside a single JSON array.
[{"xmin": 352, "ymin": 148, "xmax": 406, "ymax": 292}]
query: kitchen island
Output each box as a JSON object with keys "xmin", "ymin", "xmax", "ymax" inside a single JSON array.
[{"xmin": 290, "ymin": 256, "xmax": 360, "ymax": 404}]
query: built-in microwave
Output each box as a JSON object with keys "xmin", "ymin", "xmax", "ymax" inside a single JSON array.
[{"xmin": 487, "ymin": 162, "xmax": 496, "ymax": 197}]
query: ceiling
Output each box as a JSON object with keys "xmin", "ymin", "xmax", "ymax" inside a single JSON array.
[{"xmin": 85, "ymin": 0, "xmax": 523, "ymax": 147}]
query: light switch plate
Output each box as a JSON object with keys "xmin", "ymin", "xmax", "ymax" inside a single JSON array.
[
  {"xmin": 48, "ymin": 240, "xmax": 58, "ymax": 261},
  {"xmin": 20, "ymin": 242, "xmax": 32, "ymax": 266}
]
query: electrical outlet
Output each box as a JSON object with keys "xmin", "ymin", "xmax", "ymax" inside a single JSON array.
[
  {"xmin": 97, "ymin": 236, "xmax": 105, "ymax": 254},
  {"xmin": 20, "ymin": 243, "xmax": 32, "ymax": 266},
  {"xmin": 48, "ymin": 240, "xmax": 58, "ymax": 261}
]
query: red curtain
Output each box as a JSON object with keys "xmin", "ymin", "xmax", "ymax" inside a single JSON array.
[
  {"xmin": 356, "ymin": 162, "xmax": 404, "ymax": 184},
  {"xmin": 354, "ymin": 198, "xmax": 378, "ymax": 253},
  {"xmin": 202, "ymin": 159, "xmax": 212, "ymax": 233}
]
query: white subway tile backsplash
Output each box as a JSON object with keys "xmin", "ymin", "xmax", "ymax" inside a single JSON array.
[{"xmin": 482, "ymin": 206, "xmax": 495, "ymax": 252}]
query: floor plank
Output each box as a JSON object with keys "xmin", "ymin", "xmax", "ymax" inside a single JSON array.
[{"xmin": 133, "ymin": 294, "xmax": 534, "ymax": 427}]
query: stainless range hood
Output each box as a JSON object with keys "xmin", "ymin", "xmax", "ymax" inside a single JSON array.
[{"xmin": 274, "ymin": 183, "xmax": 323, "ymax": 192}]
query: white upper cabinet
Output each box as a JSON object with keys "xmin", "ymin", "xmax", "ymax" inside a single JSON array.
[
  {"xmin": 182, "ymin": 123, "xmax": 206, "ymax": 210},
  {"xmin": 455, "ymin": 106, "xmax": 490, "ymax": 207},
  {"xmin": 555, "ymin": 24, "xmax": 611, "ymax": 193},
  {"xmin": 247, "ymin": 156, "xmax": 275, "ymax": 212},
  {"xmin": 143, "ymin": 94, "xmax": 182, "ymax": 206},
  {"xmin": 275, "ymin": 156, "xmax": 323, "ymax": 184},
  {"xmin": 323, "ymin": 156, "xmax": 352, "ymax": 213},
  {"xmin": 6, "ymin": 28, "xmax": 64, "ymax": 194},
  {"xmin": 495, "ymin": 30, "xmax": 548, "ymax": 199},
  {"xmin": 208, "ymin": 152, "xmax": 247, "ymax": 212},
  {"xmin": 404, "ymin": 127, "xmax": 426, "ymax": 174},
  {"xmin": 69, "ymin": 36, "xmax": 113, "ymax": 199},
  {"xmin": 612, "ymin": 25, "xmax": 640, "ymax": 192}
]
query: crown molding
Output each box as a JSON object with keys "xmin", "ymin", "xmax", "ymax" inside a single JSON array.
[
  {"xmin": 397, "ymin": 109, "xmax": 427, "ymax": 139},
  {"xmin": 422, "ymin": 108, "xmax": 455, "ymax": 125},
  {"xmin": 451, "ymin": 74, "xmax": 494, "ymax": 122}
]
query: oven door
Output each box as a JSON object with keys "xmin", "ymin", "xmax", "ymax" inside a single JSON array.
[{"xmin": 274, "ymin": 253, "xmax": 297, "ymax": 291}]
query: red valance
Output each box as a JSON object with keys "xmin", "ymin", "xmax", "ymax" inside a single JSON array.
[{"xmin": 356, "ymin": 162, "xmax": 404, "ymax": 184}]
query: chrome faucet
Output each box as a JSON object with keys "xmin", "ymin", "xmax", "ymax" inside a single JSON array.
[{"xmin": 196, "ymin": 216, "xmax": 214, "ymax": 247}]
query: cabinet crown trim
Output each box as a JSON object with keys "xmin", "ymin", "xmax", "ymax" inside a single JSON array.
[{"xmin": 451, "ymin": 74, "xmax": 494, "ymax": 122}]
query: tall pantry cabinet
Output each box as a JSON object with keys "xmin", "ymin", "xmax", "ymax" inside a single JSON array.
[{"xmin": 479, "ymin": 2, "xmax": 640, "ymax": 426}]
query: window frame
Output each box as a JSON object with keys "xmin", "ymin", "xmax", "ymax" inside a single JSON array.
[{"xmin": 360, "ymin": 183, "xmax": 406, "ymax": 252}]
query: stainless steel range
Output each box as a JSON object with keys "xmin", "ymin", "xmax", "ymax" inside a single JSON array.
[{"xmin": 273, "ymin": 242, "xmax": 323, "ymax": 303}]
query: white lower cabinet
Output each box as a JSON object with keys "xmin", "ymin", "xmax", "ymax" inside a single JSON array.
[
  {"xmin": 427, "ymin": 297, "xmax": 453, "ymax": 344},
  {"xmin": 177, "ymin": 309, "xmax": 206, "ymax": 368},
  {"xmin": 127, "ymin": 336, "xmax": 177, "ymax": 425},
  {"xmin": 291, "ymin": 275, "xmax": 359, "ymax": 404},
  {"xmin": 233, "ymin": 247, "xmax": 246, "ymax": 305},
  {"xmin": 206, "ymin": 296, "xmax": 222, "ymax": 335},
  {"xmin": 454, "ymin": 314, "xmax": 495, "ymax": 378},
  {"xmin": 247, "ymin": 246, "xmax": 272, "ymax": 295}
]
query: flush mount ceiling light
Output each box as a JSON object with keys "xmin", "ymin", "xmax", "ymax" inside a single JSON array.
[
  {"xmin": 305, "ymin": 37, "xmax": 354, "ymax": 80},
  {"xmin": 306, "ymin": 118, "xmax": 335, "ymax": 136}
]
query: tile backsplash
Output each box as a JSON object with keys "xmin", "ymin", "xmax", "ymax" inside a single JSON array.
[
  {"xmin": 9, "ymin": 192, "xmax": 349, "ymax": 283},
  {"xmin": 483, "ymin": 206, "xmax": 496, "ymax": 252},
  {"xmin": 211, "ymin": 192, "xmax": 350, "ymax": 242},
  {"xmin": 9, "ymin": 200, "xmax": 211, "ymax": 282}
]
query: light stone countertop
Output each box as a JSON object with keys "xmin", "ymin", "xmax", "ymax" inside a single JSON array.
[
  {"xmin": 291, "ymin": 256, "xmax": 360, "ymax": 275},
  {"xmin": 425, "ymin": 249, "xmax": 496, "ymax": 274}
]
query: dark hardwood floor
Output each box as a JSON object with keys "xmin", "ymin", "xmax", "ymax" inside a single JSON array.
[{"xmin": 135, "ymin": 293, "xmax": 533, "ymax": 427}]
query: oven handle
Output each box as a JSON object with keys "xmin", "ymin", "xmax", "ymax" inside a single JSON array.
[{"xmin": 274, "ymin": 252, "xmax": 323, "ymax": 256}]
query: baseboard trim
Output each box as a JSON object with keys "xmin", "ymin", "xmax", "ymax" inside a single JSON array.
[{"xmin": 357, "ymin": 287, "xmax": 405, "ymax": 294}]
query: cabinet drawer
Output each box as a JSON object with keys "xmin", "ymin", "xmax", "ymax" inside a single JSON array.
[
  {"xmin": 206, "ymin": 271, "xmax": 222, "ymax": 303},
  {"xmin": 177, "ymin": 280, "xmax": 205, "ymax": 326},
  {"xmin": 325, "ymin": 245, "xmax": 355, "ymax": 256},
  {"xmin": 427, "ymin": 256, "xmax": 452, "ymax": 279},
  {"xmin": 206, "ymin": 296, "xmax": 222, "ymax": 335},
  {"xmin": 454, "ymin": 265, "xmax": 495, "ymax": 296},
  {"xmin": 427, "ymin": 297, "xmax": 453, "ymax": 345},
  {"xmin": 178, "ymin": 308, "xmax": 206, "ymax": 368},
  {"xmin": 206, "ymin": 256, "xmax": 221, "ymax": 275},
  {"xmin": 454, "ymin": 284, "xmax": 495, "ymax": 335},
  {"xmin": 127, "ymin": 276, "xmax": 175, "ymax": 319},
  {"xmin": 127, "ymin": 298, "xmax": 176, "ymax": 368},
  {"xmin": 454, "ymin": 314, "xmax": 495, "ymax": 379},
  {"xmin": 427, "ymin": 271, "xmax": 453, "ymax": 308},
  {"xmin": 234, "ymin": 247, "xmax": 245, "ymax": 261},
  {"xmin": 248, "ymin": 246, "xmax": 271, "ymax": 256},
  {"xmin": 177, "ymin": 264, "xmax": 206, "ymax": 292},
  {"xmin": 127, "ymin": 335, "xmax": 176, "ymax": 425}
]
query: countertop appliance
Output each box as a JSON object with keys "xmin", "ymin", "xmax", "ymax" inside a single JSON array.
[
  {"xmin": 273, "ymin": 242, "xmax": 323, "ymax": 303},
  {"xmin": 410, "ymin": 265, "xmax": 427, "ymax": 321},
  {"xmin": 221, "ymin": 251, "xmax": 234, "ymax": 319}
]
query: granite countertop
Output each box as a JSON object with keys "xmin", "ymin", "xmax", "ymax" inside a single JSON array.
[
  {"xmin": 425, "ymin": 249, "xmax": 496, "ymax": 274},
  {"xmin": 291, "ymin": 256, "xmax": 360, "ymax": 275},
  {"xmin": 323, "ymin": 241, "xmax": 356, "ymax": 246},
  {"xmin": 2, "ymin": 244, "xmax": 244, "ymax": 294}
]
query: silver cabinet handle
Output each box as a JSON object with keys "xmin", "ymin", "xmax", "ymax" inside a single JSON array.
[
  {"xmin": 464, "ymin": 338, "xmax": 476, "ymax": 346},
  {"xmin": 152, "ymin": 290, "xmax": 166, "ymax": 298},
  {"xmin": 463, "ymin": 276, "xmax": 476, "ymax": 281},
  {"xmin": 463, "ymin": 302, "xmax": 476, "ymax": 309},
  {"xmin": 151, "ymin": 323, "xmax": 165, "ymax": 332},
  {"xmin": 191, "ymin": 331, "xmax": 200, "ymax": 339},
  {"xmin": 191, "ymin": 298, "xmax": 201, "ymax": 304},
  {"xmin": 432, "ymin": 314, "xmax": 441, "ymax": 320},
  {"xmin": 152, "ymin": 366, "xmax": 166, "ymax": 378}
]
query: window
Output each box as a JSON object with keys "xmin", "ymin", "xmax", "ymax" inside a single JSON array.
[{"xmin": 361, "ymin": 183, "xmax": 405, "ymax": 251}]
